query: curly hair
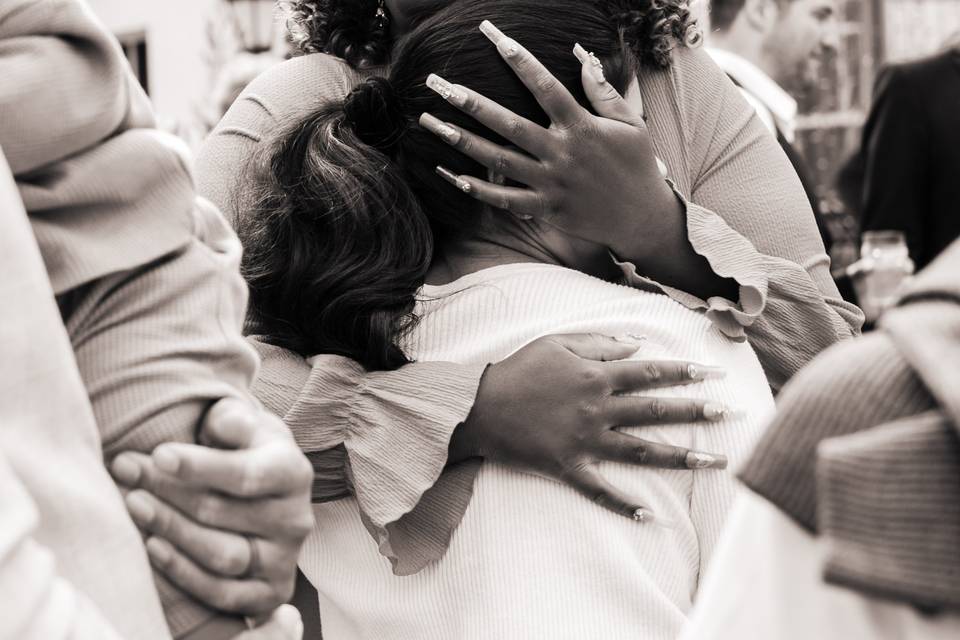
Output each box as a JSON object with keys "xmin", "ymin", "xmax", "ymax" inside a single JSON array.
[
  {"xmin": 283, "ymin": 0, "xmax": 699, "ymax": 69},
  {"xmin": 283, "ymin": 0, "xmax": 391, "ymax": 68}
]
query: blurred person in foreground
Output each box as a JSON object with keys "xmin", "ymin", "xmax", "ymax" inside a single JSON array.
[
  {"xmin": 0, "ymin": 1, "xmax": 313, "ymax": 638},
  {"xmin": 857, "ymin": 37, "xmax": 960, "ymax": 272},
  {"xmin": 707, "ymin": 0, "xmax": 838, "ymax": 257},
  {"xmin": 680, "ymin": 237, "xmax": 960, "ymax": 639}
]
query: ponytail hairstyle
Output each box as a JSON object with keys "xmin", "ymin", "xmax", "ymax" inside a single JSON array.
[{"xmin": 241, "ymin": 0, "xmax": 699, "ymax": 370}]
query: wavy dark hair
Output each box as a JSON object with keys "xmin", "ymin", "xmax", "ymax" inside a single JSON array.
[
  {"xmin": 284, "ymin": 0, "xmax": 697, "ymax": 68},
  {"xmin": 241, "ymin": 0, "xmax": 697, "ymax": 369}
]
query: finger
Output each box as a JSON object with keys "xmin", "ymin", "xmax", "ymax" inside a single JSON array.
[
  {"xmin": 605, "ymin": 360, "xmax": 726, "ymax": 392},
  {"xmin": 563, "ymin": 463, "xmax": 649, "ymax": 520},
  {"xmin": 594, "ymin": 431, "xmax": 727, "ymax": 469},
  {"xmin": 425, "ymin": 74, "xmax": 550, "ymax": 156},
  {"xmin": 145, "ymin": 537, "xmax": 284, "ymax": 615},
  {"xmin": 603, "ymin": 396, "xmax": 734, "ymax": 425},
  {"xmin": 572, "ymin": 43, "xmax": 646, "ymax": 127},
  {"xmin": 201, "ymin": 398, "xmax": 263, "ymax": 449},
  {"xmin": 110, "ymin": 451, "xmax": 151, "ymax": 488},
  {"xmin": 168, "ymin": 489, "xmax": 313, "ymax": 539},
  {"xmin": 479, "ymin": 20, "xmax": 585, "ymax": 129},
  {"xmin": 152, "ymin": 440, "xmax": 313, "ymax": 498},
  {"xmin": 435, "ymin": 166, "xmax": 547, "ymax": 217},
  {"xmin": 542, "ymin": 333, "xmax": 645, "ymax": 362},
  {"xmin": 420, "ymin": 113, "xmax": 541, "ymax": 184},
  {"xmin": 235, "ymin": 605, "xmax": 304, "ymax": 640},
  {"xmin": 125, "ymin": 490, "xmax": 253, "ymax": 577}
]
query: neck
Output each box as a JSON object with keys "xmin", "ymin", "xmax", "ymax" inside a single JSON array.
[
  {"xmin": 425, "ymin": 213, "xmax": 615, "ymax": 285},
  {"xmin": 710, "ymin": 29, "xmax": 779, "ymax": 83}
]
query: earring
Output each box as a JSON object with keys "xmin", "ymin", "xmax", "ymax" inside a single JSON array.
[{"xmin": 376, "ymin": 0, "xmax": 388, "ymax": 29}]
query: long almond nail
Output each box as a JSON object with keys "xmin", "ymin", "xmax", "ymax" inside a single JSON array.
[
  {"xmin": 703, "ymin": 403, "xmax": 735, "ymax": 422},
  {"xmin": 687, "ymin": 363, "xmax": 726, "ymax": 381},
  {"xmin": 686, "ymin": 451, "xmax": 728, "ymax": 469},
  {"xmin": 436, "ymin": 166, "xmax": 472, "ymax": 193},
  {"xmin": 573, "ymin": 42, "xmax": 590, "ymax": 66},
  {"xmin": 426, "ymin": 74, "xmax": 467, "ymax": 107},
  {"xmin": 479, "ymin": 20, "xmax": 506, "ymax": 45},
  {"xmin": 480, "ymin": 20, "xmax": 520, "ymax": 58},
  {"xmin": 419, "ymin": 113, "xmax": 460, "ymax": 145}
]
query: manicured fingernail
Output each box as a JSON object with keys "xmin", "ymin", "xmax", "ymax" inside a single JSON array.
[
  {"xmin": 146, "ymin": 537, "xmax": 172, "ymax": 566},
  {"xmin": 436, "ymin": 166, "xmax": 472, "ymax": 193},
  {"xmin": 426, "ymin": 74, "xmax": 467, "ymax": 107},
  {"xmin": 633, "ymin": 508, "xmax": 676, "ymax": 529},
  {"xmin": 615, "ymin": 334, "xmax": 647, "ymax": 347},
  {"xmin": 703, "ymin": 402, "xmax": 735, "ymax": 422},
  {"xmin": 573, "ymin": 42, "xmax": 590, "ymax": 66},
  {"xmin": 419, "ymin": 113, "xmax": 460, "ymax": 145},
  {"xmin": 479, "ymin": 21, "xmax": 520, "ymax": 58},
  {"xmin": 686, "ymin": 451, "xmax": 728, "ymax": 469},
  {"xmin": 587, "ymin": 51, "xmax": 606, "ymax": 84},
  {"xmin": 687, "ymin": 363, "xmax": 726, "ymax": 381},
  {"xmin": 110, "ymin": 454, "xmax": 142, "ymax": 486},
  {"xmin": 125, "ymin": 491, "xmax": 155, "ymax": 525},
  {"xmin": 152, "ymin": 446, "xmax": 180, "ymax": 474}
]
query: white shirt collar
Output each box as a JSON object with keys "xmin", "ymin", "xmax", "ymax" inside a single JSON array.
[{"xmin": 706, "ymin": 47, "xmax": 798, "ymax": 142}]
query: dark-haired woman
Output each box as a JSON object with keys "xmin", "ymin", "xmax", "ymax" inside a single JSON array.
[
  {"xmin": 232, "ymin": 1, "xmax": 833, "ymax": 637},
  {"xmin": 195, "ymin": 0, "xmax": 808, "ymax": 591}
]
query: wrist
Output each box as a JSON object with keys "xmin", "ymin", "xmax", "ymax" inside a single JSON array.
[
  {"xmin": 609, "ymin": 179, "xmax": 685, "ymax": 263},
  {"xmin": 447, "ymin": 364, "xmax": 493, "ymax": 464}
]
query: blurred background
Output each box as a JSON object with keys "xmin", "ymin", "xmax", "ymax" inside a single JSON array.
[{"xmin": 86, "ymin": 0, "xmax": 960, "ymax": 278}]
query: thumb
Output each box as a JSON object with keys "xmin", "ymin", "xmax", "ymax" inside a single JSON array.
[
  {"xmin": 573, "ymin": 43, "xmax": 645, "ymax": 127},
  {"xmin": 234, "ymin": 605, "xmax": 304, "ymax": 640},
  {"xmin": 545, "ymin": 333, "xmax": 645, "ymax": 362}
]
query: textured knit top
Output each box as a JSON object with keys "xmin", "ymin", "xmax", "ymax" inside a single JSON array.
[
  {"xmin": 2, "ymin": 1, "xmax": 258, "ymax": 636},
  {"xmin": 299, "ymin": 262, "xmax": 775, "ymax": 640},
  {"xmin": 196, "ymin": 42, "xmax": 864, "ymax": 573},
  {"xmin": 739, "ymin": 240, "xmax": 960, "ymax": 611}
]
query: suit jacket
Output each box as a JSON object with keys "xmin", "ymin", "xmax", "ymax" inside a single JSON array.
[{"xmin": 860, "ymin": 49, "xmax": 960, "ymax": 270}]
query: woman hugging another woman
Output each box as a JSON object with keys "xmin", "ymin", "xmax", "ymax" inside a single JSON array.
[{"xmin": 236, "ymin": 1, "xmax": 784, "ymax": 638}]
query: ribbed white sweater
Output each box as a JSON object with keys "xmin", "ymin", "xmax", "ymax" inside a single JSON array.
[{"xmin": 301, "ymin": 263, "xmax": 775, "ymax": 640}]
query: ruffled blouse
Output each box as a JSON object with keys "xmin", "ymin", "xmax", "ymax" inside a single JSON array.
[{"xmin": 196, "ymin": 43, "xmax": 864, "ymax": 574}]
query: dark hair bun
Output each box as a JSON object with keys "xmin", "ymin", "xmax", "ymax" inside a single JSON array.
[
  {"xmin": 343, "ymin": 77, "xmax": 407, "ymax": 155},
  {"xmin": 596, "ymin": 0, "xmax": 700, "ymax": 67},
  {"xmin": 285, "ymin": 1, "xmax": 391, "ymax": 67}
]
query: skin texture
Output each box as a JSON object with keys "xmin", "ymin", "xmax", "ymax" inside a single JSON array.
[
  {"xmin": 712, "ymin": 0, "xmax": 837, "ymax": 90},
  {"xmin": 111, "ymin": 399, "xmax": 314, "ymax": 619}
]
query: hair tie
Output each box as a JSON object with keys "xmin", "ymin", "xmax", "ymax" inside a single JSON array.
[{"xmin": 343, "ymin": 76, "xmax": 407, "ymax": 156}]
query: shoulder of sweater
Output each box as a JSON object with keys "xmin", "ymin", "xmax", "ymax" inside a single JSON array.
[{"xmin": 775, "ymin": 332, "xmax": 917, "ymax": 420}]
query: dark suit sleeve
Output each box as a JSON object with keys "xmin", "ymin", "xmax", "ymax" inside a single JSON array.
[{"xmin": 860, "ymin": 66, "xmax": 928, "ymax": 263}]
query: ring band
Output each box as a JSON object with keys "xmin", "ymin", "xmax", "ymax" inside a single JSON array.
[{"xmin": 242, "ymin": 535, "xmax": 261, "ymax": 579}]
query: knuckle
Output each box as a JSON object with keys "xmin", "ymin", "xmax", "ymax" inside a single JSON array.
[
  {"xmin": 506, "ymin": 116, "xmax": 525, "ymax": 138},
  {"xmin": 644, "ymin": 362, "xmax": 662, "ymax": 383},
  {"xmin": 494, "ymin": 153, "xmax": 508, "ymax": 174},
  {"xmin": 462, "ymin": 92, "xmax": 479, "ymax": 113},
  {"xmin": 289, "ymin": 512, "xmax": 316, "ymax": 540},
  {"xmin": 632, "ymin": 444, "xmax": 651, "ymax": 464},
  {"xmin": 534, "ymin": 73, "xmax": 559, "ymax": 95},
  {"xmin": 214, "ymin": 544, "xmax": 248, "ymax": 575},
  {"xmin": 674, "ymin": 448, "xmax": 687, "ymax": 468},
  {"xmin": 649, "ymin": 399, "xmax": 667, "ymax": 420},
  {"xmin": 194, "ymin": 495, "xmax": 221, "ymax": 526},
  {"xmin": 460, "ymin": 135, "xmax": 474, "ymax": 154}
]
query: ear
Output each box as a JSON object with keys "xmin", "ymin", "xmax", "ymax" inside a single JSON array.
[{"xmin": 743, "ymin": 0, "xmax": 780, "ymax": 33}]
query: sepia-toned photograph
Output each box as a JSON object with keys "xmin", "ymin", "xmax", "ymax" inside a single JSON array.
[{"xmin": 1, "ymin": 1, "xmax": 958, "ymax": 638}]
